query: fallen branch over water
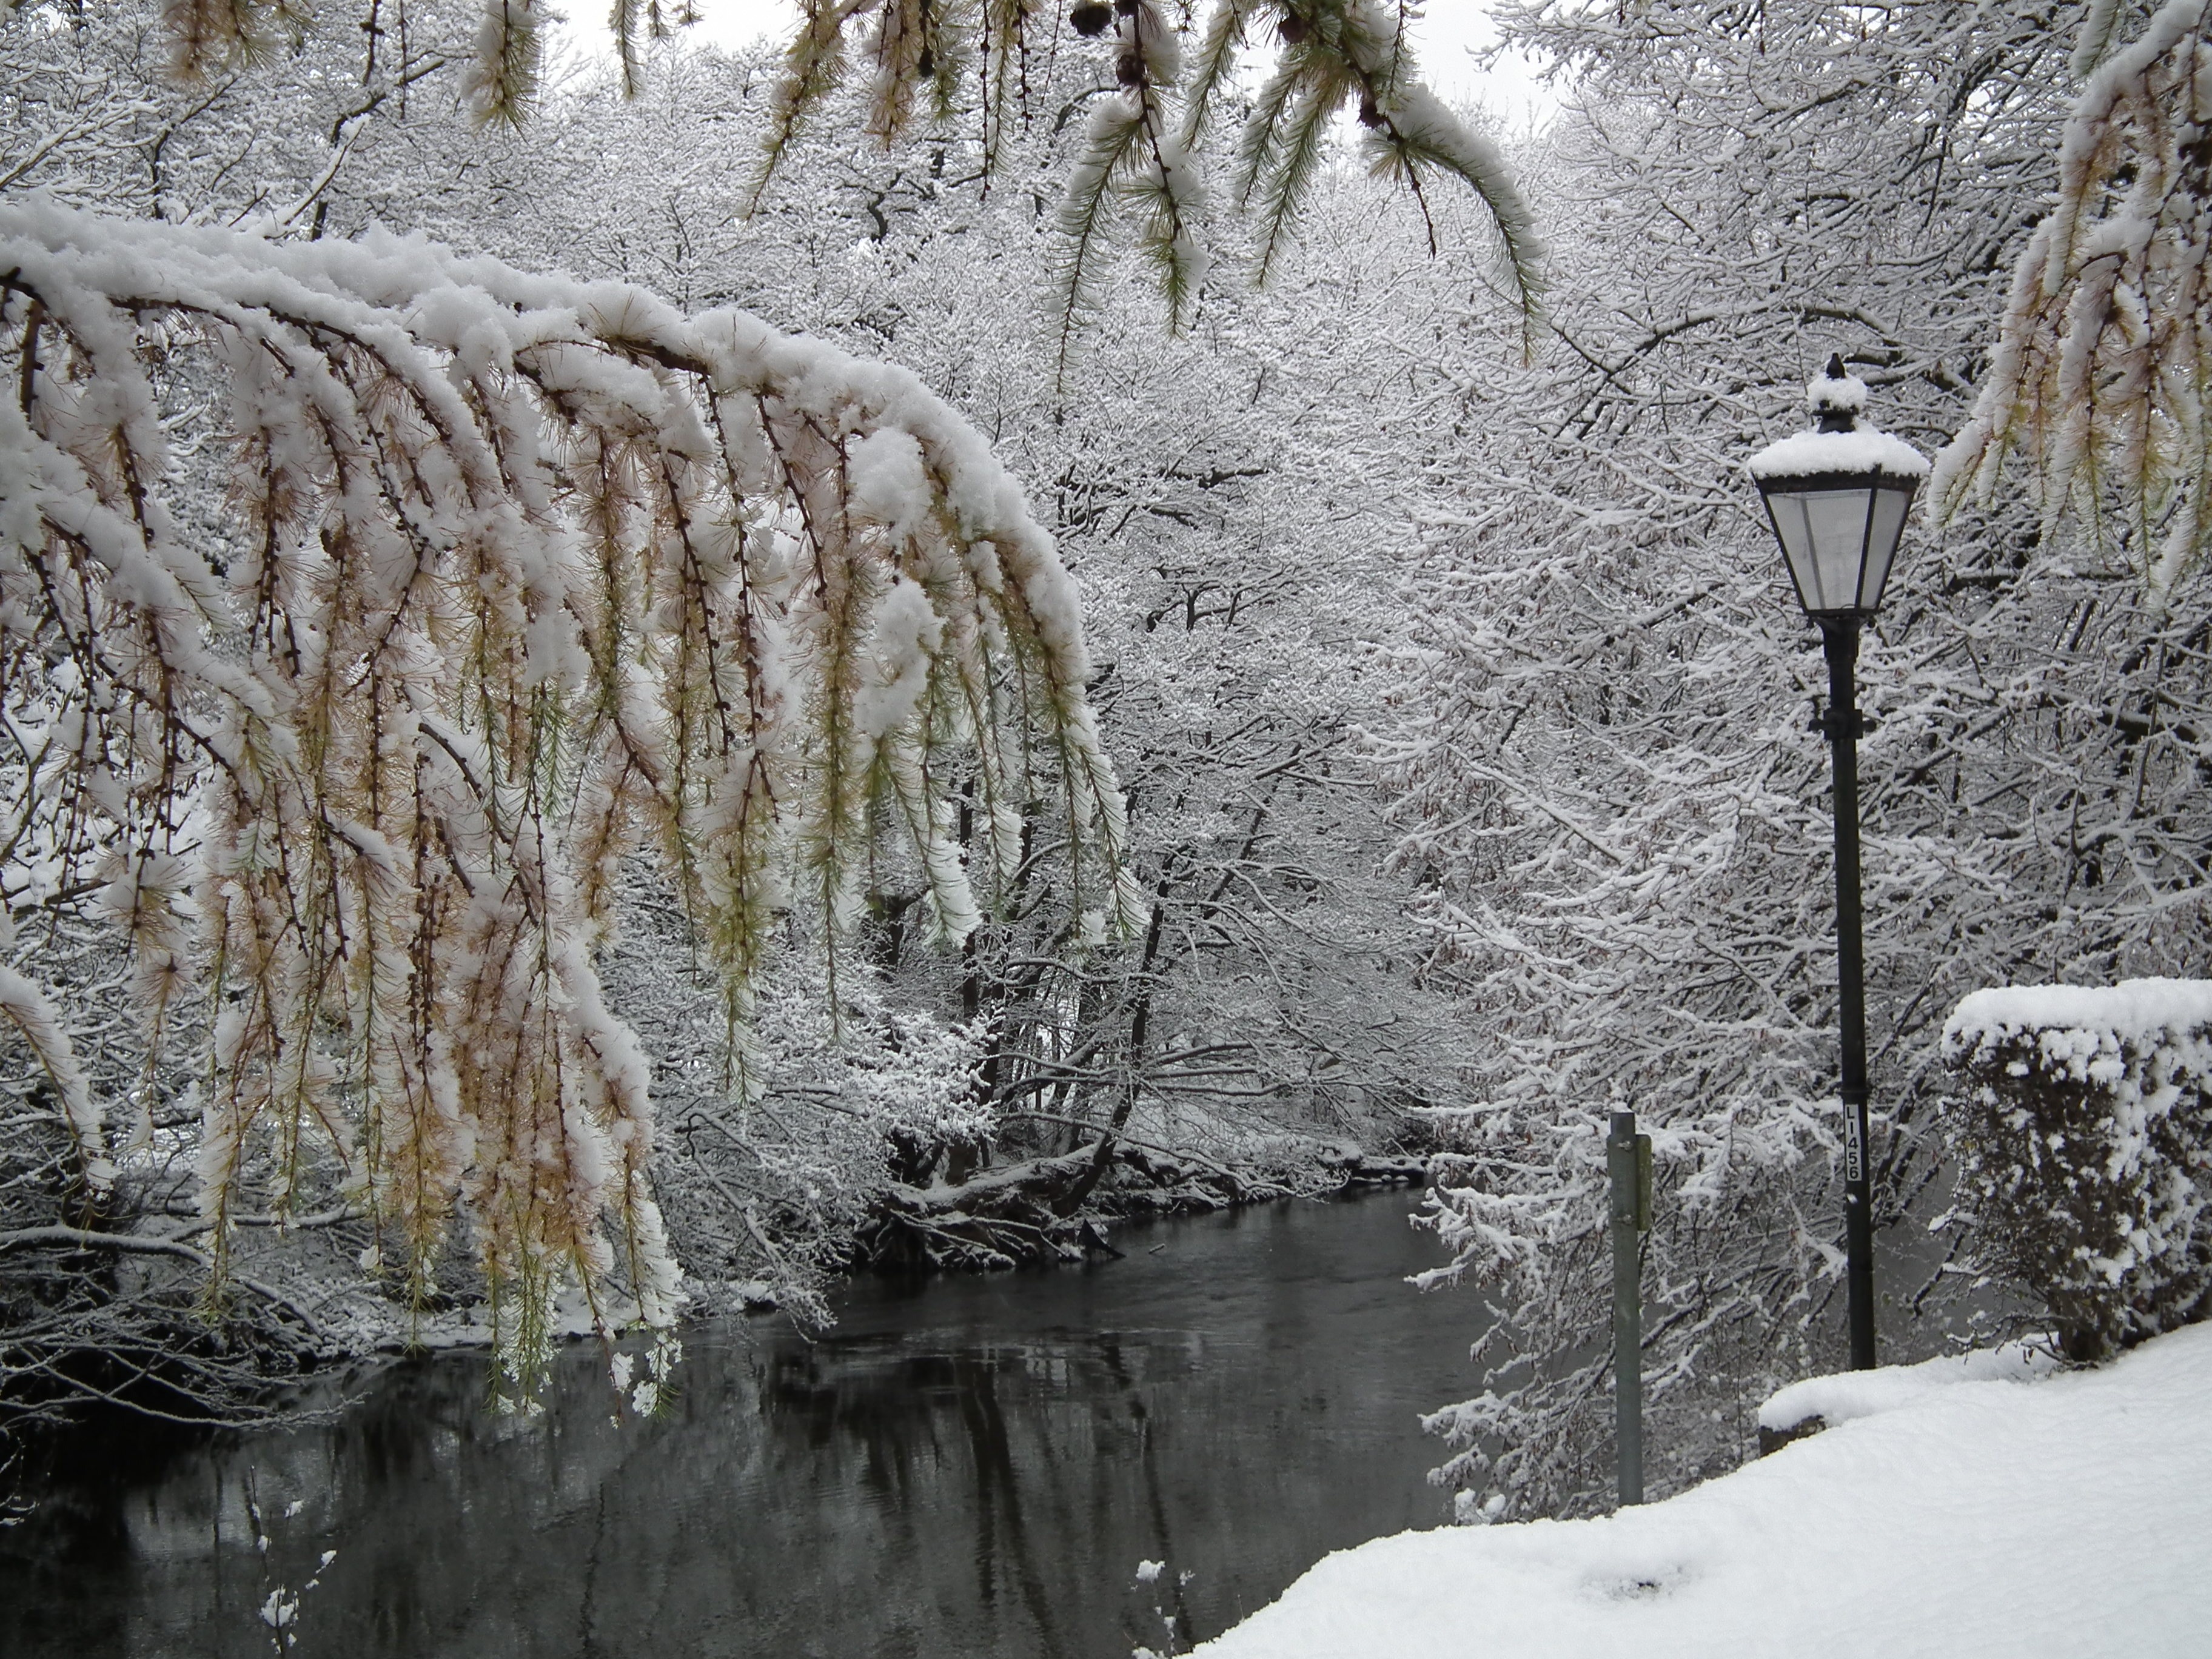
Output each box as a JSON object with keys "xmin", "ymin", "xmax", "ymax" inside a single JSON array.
[{"xmin": 851, "ymin": 1142, "xmax": 1427, "ymax": 1270}]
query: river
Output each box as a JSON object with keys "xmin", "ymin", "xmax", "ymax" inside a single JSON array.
[{"xmin": 2, "ymin": 1190, "xmax": 1486, "ymax": 1658}]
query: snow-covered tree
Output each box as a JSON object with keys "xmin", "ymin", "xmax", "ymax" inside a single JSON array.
[
  {"xmin": 504, "ymin": 47, "xmax": 1489, "ymax": 1268},
  {"xmin": 749, "ymin": 0, "xmax": 1543, "ymax": 352},
  {"xmin": 1936, "ymin": 0, "xmax": 2212, "ymax": 597},
  {"xmin": 0, "ymin": 187, "xmax": 1135, "ymax": 1412},
  {"xmin": 2, "ymin": 0, "xmax": 1501, "ymax": 1419},
  {"xmin": 52, "ymin": 0, "xmax": 1543, "ymax": 352},
  {"xmin": 1379, "ymin": 0, "xmax": 2212, "ymax": 1518}
]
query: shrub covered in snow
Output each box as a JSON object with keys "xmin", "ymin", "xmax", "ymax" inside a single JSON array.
[{"xmin": 1942, "ymin": 979, "xmax": 2212, "ymax": 1359}]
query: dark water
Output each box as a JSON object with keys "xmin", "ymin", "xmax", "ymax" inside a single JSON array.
[{"xmin": 2, "ymin": 1191, "xmax": 1486, "ymax": 1659}]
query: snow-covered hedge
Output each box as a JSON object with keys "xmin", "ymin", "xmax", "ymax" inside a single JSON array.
[{"xmin": 1942, "ymin": 979, "xmax": 2212, "ymax": 1359}]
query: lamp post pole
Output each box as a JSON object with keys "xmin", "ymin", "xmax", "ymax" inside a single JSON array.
[
  {"xmin": 1752, "ymin": 353, "xmax": 1923, "ymax": 1376},
  {"xmin": 1818, "ymin": 617, "xmax": 1877, "ymax": 1372}
]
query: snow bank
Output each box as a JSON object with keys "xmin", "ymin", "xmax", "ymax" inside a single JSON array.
[
  {"xmin": 1191, "ymin": 1325, "xmax": 2212, "ymax": 1658},
  {"xmin": 1757, "ymin": 1338, "xmax": 2057, "ymax": 1435}
]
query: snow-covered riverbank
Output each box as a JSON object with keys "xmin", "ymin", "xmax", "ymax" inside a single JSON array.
[{"xmin": 1194, "ymin": 1324, "xmax": 2212, "ymax": 1658}]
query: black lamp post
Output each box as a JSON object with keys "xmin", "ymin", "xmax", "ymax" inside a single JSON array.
[{"xmin": 1749, "ymin": 355, "xmax": 1926, "ymax": 1372}]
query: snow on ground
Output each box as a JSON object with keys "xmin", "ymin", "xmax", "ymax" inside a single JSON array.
[
  {"xmin": 1757, "ymin": 1336, "xmax": 2060, "ymax": 1436},
  {"xmin": 1192, "ymin": 1324, "xmax": 2212, "ymax": 1658}
]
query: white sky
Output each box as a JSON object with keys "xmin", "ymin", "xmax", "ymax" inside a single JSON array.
[{"xmin": 554, "ymin": 2, "xmax": 1557, "ymax": 132}]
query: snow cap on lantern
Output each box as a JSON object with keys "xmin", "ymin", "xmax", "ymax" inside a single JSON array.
[{"xmin": 1749, "ymin": 354, "xmax": 1928, "ymax": 618}]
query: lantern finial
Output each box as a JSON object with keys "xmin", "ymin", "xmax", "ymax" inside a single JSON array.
[{"xmin": 1808, "ymin": 355, "xmax": 1868, "ymax": 434}]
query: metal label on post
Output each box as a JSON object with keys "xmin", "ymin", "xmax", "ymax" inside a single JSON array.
[
  {"xmin": 1844, "ymin": 1101, "xmax": 1863, "ymax": 1185},
  {"xmin": 1635, "ymin": 1133, "xmax": 1653, "ymax": 1233}
]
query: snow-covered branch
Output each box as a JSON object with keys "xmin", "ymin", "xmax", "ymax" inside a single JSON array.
[{"xmin": 1, "ymin": 197, "xmax": 1133, "ymax": 1401}]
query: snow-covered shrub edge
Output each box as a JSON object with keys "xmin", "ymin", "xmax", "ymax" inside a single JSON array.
[{"xmin": 1940, "ymin": 977, "xmax": 2212, "ymax": 1358}]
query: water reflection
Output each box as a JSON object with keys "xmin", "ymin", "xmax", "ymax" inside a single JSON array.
[{"xmin": 3, "ymin": 1192, "xmax": 1484, "ymax": 1658}]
